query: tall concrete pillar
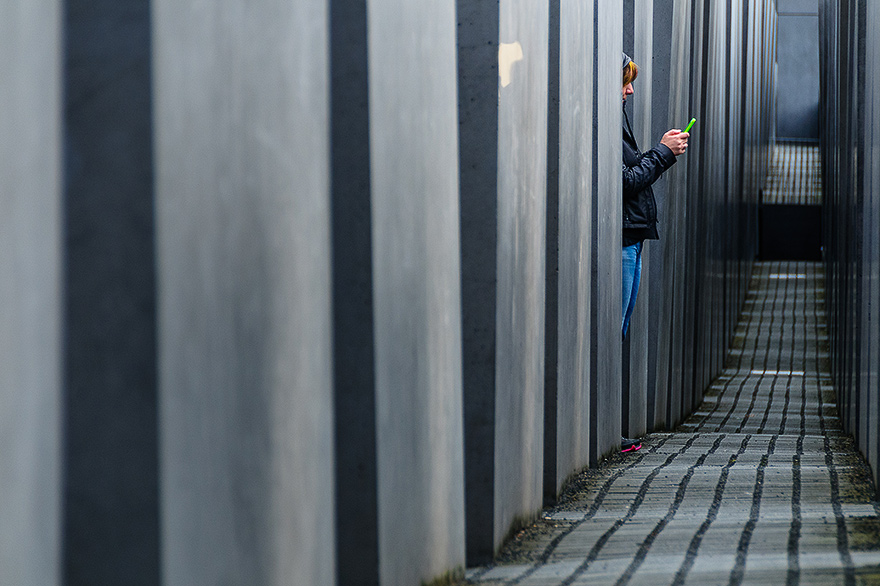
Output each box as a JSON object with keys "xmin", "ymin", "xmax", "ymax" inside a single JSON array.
[
  {"xmin": 153, "ymin": 0, "xmax": 335, "ymax": 584},
  {"xmin": 545, "ymin": 0, "xmax": 594, "ymax": 499},
  {"xmin": 655, "ymin": 0, "xmax": 693, "ymax": 429},
  {"xmin": 458, "ymin": 0, "xmax": 549, "ymax": 562},
  {"xmin": 591, "ymin": 0, "xmax": 624, "ymax": 462},
  {"xmin": 647, "ymin": 0, "xmax": 676, "ymax": 431},
  {"xmin": 862, "ymin": 0, "xmax": 880, "ymax": 490},
  {"xmin": 365, "ymin": 0, "xmax": 467, "ymax": 583},
  {"xmin": 0, "ymin": 1, "xmax": 63, "ymax": 584}
]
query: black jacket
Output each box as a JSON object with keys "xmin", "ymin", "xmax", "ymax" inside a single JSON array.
[{"xmin": 622, "ymin": 103, "xmax": 677, "ymax": 244}]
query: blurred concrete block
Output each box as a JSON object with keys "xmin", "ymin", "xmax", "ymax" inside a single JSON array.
[
  {"xmin": 365, "ymin": 0, "xmax": 467, "ymax": 583},
  {"xmin": 153, "ymin": 0, "xmax": 334, "ymax": 583},
  {"xmin": 0, "ymin": 1, "xmax": 63, "ymax": 584}
]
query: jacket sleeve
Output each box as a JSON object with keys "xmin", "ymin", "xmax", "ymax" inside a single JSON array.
[{"xmin": 622, "ymin": 143, "xmax": 677, "ymax": 200}]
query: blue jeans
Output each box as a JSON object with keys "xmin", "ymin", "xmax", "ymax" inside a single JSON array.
[{"xmin": 622, "ymin": 241, "xmax": 643, "ymax": 339}]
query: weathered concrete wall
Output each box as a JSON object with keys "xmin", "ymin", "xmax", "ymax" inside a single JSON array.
[
  {"xmin": 366, "ymin": 0, "xmax": 467, "ymax": 583},
  {"xmin": 820, "ymin": 0, "xmax": 880, "ymax": 495},
  {"xmin": 493, "ymin": 0, "xmax": 550, "ymax": 546},
  {"xmin": 62, "ymin": 0, "xmax": 159, "ymax": 583},
  {"xmin": 152, "ymin": 0, "xmax": 335, "ymax": 583},
  {"xmin": 546, "ymin": 0, "xmax": 594, "ymax": 497},
  {"xmin": 591, "ymin": 0, "xmax": 624, "ymax": 462},
  {"xmin": 458, "ymin": 0, "xmax": 549, "ymax": 562},
  {"xmin": 0, "ymin": 2, "xmax": 788, "ymax": 582},
  {"xmin": 0, "ymin": 3, "xmax": 63, "ymax": 585},
  {"xmin": 646, "ymin": 0, "xmax": 675, "ymax": 431}
]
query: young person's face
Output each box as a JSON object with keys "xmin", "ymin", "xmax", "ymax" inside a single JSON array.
[{"xmin": 622, "ymin": 82, "xmax": 634, "ymax": 102}]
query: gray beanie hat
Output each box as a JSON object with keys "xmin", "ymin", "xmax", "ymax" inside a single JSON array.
[{"xmin": 622, "ymin": 52, "xmax": 633, "ymax": 70}]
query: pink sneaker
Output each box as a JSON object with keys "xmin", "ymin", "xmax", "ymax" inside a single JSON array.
[{"xmin": 621, "ymin": 438, "xmax": 642, "ymax": 453}]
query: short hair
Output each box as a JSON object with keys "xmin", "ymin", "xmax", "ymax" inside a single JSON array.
[{"xmin": 623, "ymin": 61, "xmax": 639, "ymax": 87}]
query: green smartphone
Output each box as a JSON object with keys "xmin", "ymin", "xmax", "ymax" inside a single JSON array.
[{"xmin": 684, "ymin": 118, "xmax": 696, "ymax": 133}]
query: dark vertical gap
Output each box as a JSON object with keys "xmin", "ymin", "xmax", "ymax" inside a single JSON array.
[
  {"xmin": 330, "ymin": 0, "xmax": 380, "ymax": 582},
  {"xmin": 457, "ymin": 0, "xmax": 500, "ymax": 563},
  {"xmin": 62, "ymin": 0, "xmax": 160, "ymax": 583},
  {"xmin": 543, "ymin": 0, "xmax": 560, "ymax": 506}
]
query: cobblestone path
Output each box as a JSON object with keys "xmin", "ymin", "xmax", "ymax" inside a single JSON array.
[{"xmin": 463, "ymin": 262, "xmax": 880, "ymax": 586}]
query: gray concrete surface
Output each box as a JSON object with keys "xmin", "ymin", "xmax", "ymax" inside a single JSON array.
[
  {"xmin": 820, "ymin": 0, "xmax": 880, "ymax": 499},
  {"xmin": 493, "ymin": 0, "xmax": 550, "ymax": 552},
  {"xmin": 0, "ymin": 2, "xmax": 63, "ymax": 585},
  {"xmin": 152, "ymin": 0, "xmax": 335, "ymax": 583},
  {"xmin": 546, "ymin": 0, "xmax": 594, "ymax": 500},
  {"xmin": 62, "ymin": 0, "xmax": 159, "ymax": 583},
  {"xmin": 591, "ymin": 0, "xmax": 623, "ymax": 464},
  {"xmin": 458, "ymin": 0, "xmax": 549, "ymax": 563},
  {"xmin": 366, "ymin": 0, "xmax": 467, "ymax": 583},
  {"xmin": 463, "ymin": 262, "xmax": 880, "ymax": 586}
]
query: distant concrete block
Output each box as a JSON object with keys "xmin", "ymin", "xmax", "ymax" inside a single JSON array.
[
  {"xmin": 777, "ymin": 14, "xmax": 819, "ymax": 139},
  {"xmin": 153, "ymin": 0, "xmax": 335, "ymax": 583}
]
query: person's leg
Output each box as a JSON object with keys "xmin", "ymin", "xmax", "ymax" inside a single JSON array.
[
  {"xmin": 621, "ymin": 244, "xmax": 637, "ymax": 333},
  {"xmin": 621, "ymin": 241, "xmax": 643, "ymax": 339},
  {"xmin": 621, "ymin": 241, "xmax": 644, "ymax": 453}
]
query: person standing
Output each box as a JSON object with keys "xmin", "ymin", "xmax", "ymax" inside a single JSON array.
[{"xmin": 620, "ymin": 52, "xmax": 689, "ymax": 453}]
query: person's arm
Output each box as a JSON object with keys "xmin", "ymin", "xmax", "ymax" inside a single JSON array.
[
  {"xmin": 622, "ymin": 143, "xmax": 677, "ymax": 197},
  {"xmin": 622, "ymin": 130, "xmax": 688, "ymax": 198}
]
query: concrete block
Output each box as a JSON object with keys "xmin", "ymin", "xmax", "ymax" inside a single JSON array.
[
  {"xmin": 459, "ymin": 0, "xmax": 548, "ymax": 561},
  {"xmin": 153, "ymin": 0, "xmax": 335, "ymax": 583},
  {"xmin": 365, "ymin": 0, "xmax": 467, "ymax": 583},
  {"xmin": 0, "ymin": 1, "xmax": 63, "ymax": 584},
  {"xmin": 494, "ymin": 0, "xmax": 550, "ymax": 549},
  {"xmin": 547, "ymin": 0, "xmax": 594, "ymax": 496},
  {"xmin": 591, "ymin": 0, "xmax": 623, "ymax": 462},
  {"xmin": 777, "ymin": 14, "xmax": 820, "ymax": 139}
]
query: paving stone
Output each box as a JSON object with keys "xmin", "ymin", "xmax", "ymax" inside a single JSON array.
[{"xmin": 461, "ymin": 262, "xmax": 880, "ymax": 585}]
